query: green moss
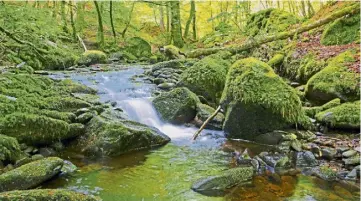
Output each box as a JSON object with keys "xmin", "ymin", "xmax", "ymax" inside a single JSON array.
[
  {"xmin": 179, "ymin": 52, "xmax": 231, "ymax": 105},
  {"xmin": 125, "ymin": 37, "xmax": 151, "ymax": 58},
  {"xmin": 221, "ymin": 58, "xmax": 309, "ymax": 140},
  {"xmin": 296, "ymin": 54, "xmax": 327, "ymax": 83},
  {"xmin": 153, "ymin": 87, "xmax": 200, "ymax": 124},
  {"xmin": 163, "ymin": 45, "xmax": 184, "ymax": 60},
  {"xmin": 0, "ymin": 189, "xmax": 100, "ymax": 201},
  {"xmin": 267, "ymin": 53, "xmax": 284, "ymax": 68},
  {"xmin": 0, "ymin": 157, "xmax": 63, "ymax": 192},
  {"xmin": 58, "ymin": 79, "xmax": 97, "ymax": 94},
  {"xmin": 304, "ymin": 98, "xmax": 341, "ymax": 117},
  {"xmin": 321, "ymin": 13, "xmax": 360, "ymax": 45},
  {"xmin": 0, "ymin": 134, "xmax": 21, "ymax": 163},
  {"xmin": 77, "ymin": 50, "xmax": 107, "ymax": 66},
  {"xmin": 45, "ymin": 96, "xmax": 91, "ymax": 112},
  {"xmin": 315, "ymin": 101, "xmax": 360, "ymax": 130},
  {"xmin": 305, "ymin": 50, "xmax": 360, "ymax": 104}
]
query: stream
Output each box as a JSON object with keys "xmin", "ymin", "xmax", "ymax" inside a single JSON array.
[{"xmin": 44, "ymin": 66, "xmax": 359, "ymax": 201}]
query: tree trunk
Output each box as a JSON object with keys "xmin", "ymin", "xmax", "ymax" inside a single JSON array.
[
  {"xmin": 170, "ymin": 0, "xmax": 184, "ymax": 47},
  {"xmin": 110, "ymin": 1, "xmax": 116, "ymax": 43},
  {"xmin": 159, "ymin": 3, "xmax": 165, "ymax": 31},
  {"xmin": 186, "ymin": 3, "xmax": 359, "ymax": 58},
  {"xmin": 192, "ymin": 2, "xmax": 196, "ymax": 41},
  {"xmin": 307, "ymin": 0, "xmax": 315, "ymax": 18},
  {"xmin": 76, "ymin": 2, "xmax": 85, "ymax": 33},
  {"xmin": 94, "ymin": 1, "xmax": 104, "ymax": 47},
  {"xmin": 184, "ymin": 0, "xmax": 195, "ymax": 39},
  {"xmin": 166, "ymin": 1, "xmax": 170, "ymax": 32},
  {"xmin": 121, "ymin": 2, "xmax": 135, "ymax": 38},
  {"xmin": 61, "ymin": 0, "xmax": 69, "ymax": 33},
  {"xmin": 300, "ymin": 0, "xmax": 307, "ymax": 17},
  {"xmin": 69, "ymin": 1, "xmax": 77, "ymax": 41}
]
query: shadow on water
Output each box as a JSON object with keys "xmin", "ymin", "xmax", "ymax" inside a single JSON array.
[{"xmin": 45, "ymin": 67, "xmax": 360, "ymax": 201}]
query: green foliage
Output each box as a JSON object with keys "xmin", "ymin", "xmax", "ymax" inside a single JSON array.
[
  {"xmin": 321, "ymin": 13, "xmax": 360, "ymax": 45},
  {"xmin": 124, "ymin": 37, "xmax": 151, "ymax": 58},
  {"xmin": 77, "ymin": 50, "xmax": 107, "ymax": 66},
  {"xmin": 0, "ymin": 134, "xmax": 21, "ymax": 163},
  {"xmin": 304, "ymin": 98, "xmax": 341, "ymax": 117}
]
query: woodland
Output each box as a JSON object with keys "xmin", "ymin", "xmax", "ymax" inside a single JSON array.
[{"xmin": 0, "ymin": 1, "xmax": 360, "ymax": 201}]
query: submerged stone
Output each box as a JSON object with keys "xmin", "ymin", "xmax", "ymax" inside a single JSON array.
[
  {"xmin": 0, "ymin": 157, "xmax": 63, "ymax": 192},
  {"xmin": 0, "ymin": 189, "xmax": 100, "ymax": 201}
]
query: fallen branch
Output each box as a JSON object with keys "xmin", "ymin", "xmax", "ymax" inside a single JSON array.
[
  {"xmin": 192, "ymin": 105, "xmax": 221, "ymax": 141},
  {"xmin": 77, "ymin": 34, "xmax": 87, "ymax": 51},
  {"xmin": 186, "ymin": 3, "xmax": 360, "ymax": 58}
]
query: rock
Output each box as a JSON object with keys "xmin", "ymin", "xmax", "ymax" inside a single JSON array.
[
  {"xmin": 39, "ymin": 147, "xmax": 56, "ymax": 157},
  {"xmin": 195, "ymin": 104, "xmax": 224, "ymax": 130},
  {"xmin": 343, "ymin": 155, "xmax": 360, "ymax": 166},
  {"xmin": 76, "ymin": 112, "xmax": 95, "ymax": 124},
  {"xmin": 0, "ymin": 157, "xmax": 63, "ymax": 192},
  {"xmin": 162, "ymin": 45, "xmax": 185, "ymax": 60},
  {"xmin": 293, "ymin": 151, "xmax": 318, "ymax": 168},
  {"xmin": 51, "ymin": 142, "xmax": 65, "ymax": 152},
  {"xmin": 315, "ymin": 101, "xmax": 360, "ymax": 130},
  {"xmin": 220, "ymin": 58, "xmax": 310, "ymax": 140},
  {"xmin": 290, "ymin": 139, "xmax": 302, "ymax": 152},
  {"xmin": 80, "ymin": 110, "xmax": 170, "ymax": 156},
  {"xmin": 305, "ymin": 50, "xmax": 359, "ymax": 104},
  {"xmin": 61, "ymin": 160, "xmax": 77, "ymax": 175},
  {"xmin": 321, "ymin": 147, "xmax": 337, "ymax": 160},
  {"xmin": 178, "ymin": 51, "xmax": 231, "ymax": 105},
  {"xmin": 0, "ymin": 189, "xmax": 100, "ymax": 201},
  {"xmin": 346, "ymin": 165, "xmax": 360, "ymax": 180},
  {"xmin": 75, "ymin": 108, "xmax": 91, "ymax": 116},
  {"xmin": 77, "ymin": 50, "xmax": 107, "ymax": 66},
  {"xmin": 124, "ymin": 37, "xmax": 151, "ymax": 58},
  {"xmin": 258, "ymin": 152, "xmax": 290, "ymax": 169},
  {"xmin": 310, "ymin": 145, "xmax": 322, "ymax": 157},
  {"xmin": 304, "ymin": 98, "xmax": 341, "ymax": 117},
  {"xmin": 312, "ymin": 165, "xmax": 337, "ymax": 181},
  {"xmin": 191, "ymin": 166, "xmax": 254, "ymax": 195},
  {"xmin": 153, "ymin": 87, "xmax": 200, "ymax": 124},
  {"xmin": 157, "ymin": 82, "xmax": 175, "ymax": 90},
  {"xmin": 337, "ymin": 146, "xmax": 350, "ymax": 153},
  {"xmin": 31, "ymin": 154, "xmax": 44, "ymax": 161},
  {"xmin": 0, "ymin": 134, "xmax": 22, "ymax": 163},
  {"xmin": 153, "ymin": 78, "xmax": 166, "ymax": 85},
  {"xmin": 342, "ymin": 150, "xmax": 357, "ymax": 158},
  {"xmin": 295, "ymin": 130, "xmax": 317, "ymax": 142}
]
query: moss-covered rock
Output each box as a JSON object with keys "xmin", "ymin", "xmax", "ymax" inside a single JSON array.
[
  {"xmin": 246, "ymin": 8, "xmax": 299, "ymax": 37},
  {"xmin": 195, "ymin": 104, "xmax": 224, "ymax": 130},
  {"xmin": 267, "ymin": 53, "xmax": 284, "ymax": 69},
  {"xmin": 0, "ymin": 157, "xmax": 63, "ymax": 192},
  {"xmin": 163, "ymin": 45, "xmax": 185, "ymax": 60},
  {"xmin": 305, "ymin": 50, "xmax": 359, "ymax": 104},
  {"xmin": 221, "ymin": 58, "xmax": 310, "ymax": 140},
  {"xmin": 77, "ymin": 50, "xmax": 107, "ymax": 66},
  {"xmin": 191, "ymin": 166, "xmax": 254, "ymax": 195},
  {"xmin": 80, "ymin": 109, "xmax": 170, "ymax": 157},
  {"xmin": 304, "ymin": 98, "xmax": 341, "ymax": 117},
  {"xmin": 58, "ymin": 79, "xmax": 97, "ymax": 94},
  {"xmin": 321, "ymin": 13, "xmax": 360, "ymax": 45},
  {"xmin": 153, "ymin": 87, "xmax": 200, "ymax": 124},
  {"xmin": 178, "ymin": 52, "xmax": 232, "ymax": 105},
  {"xmin": 315, "ymin": 101, "xmax": 360, "ymax": 130},
  {"xmin": 0, "ymin": 113, "xmax": 83, "ymax": 145},
  {"xmin": 125, "ymin": 37, "xmax": 151, "ymax": 58},
  {"xmin": 0, "ymin": 189, "xmax": 100, "ymax": 201},
  {"xmin": 0, "ymin": 134, "xmax": 21, "ymax": 163}
]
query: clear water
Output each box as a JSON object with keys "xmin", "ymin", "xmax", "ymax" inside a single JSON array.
[{"xmin": 46, "ymin": 66, "xmax": 360, "ymax": 201}]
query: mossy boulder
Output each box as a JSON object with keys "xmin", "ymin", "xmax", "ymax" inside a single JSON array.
[
  {"xmin": 125, "ymin": 37, "xmax": 151, "ymax": 58},
  {"xmin": 321, "ymin": 13, "xmax": 360, "ymax": 46},
  {"xmin": 304, "ymin": 98, "xmax": 341, "ymax": 117},
  {"xmin": 267, "ymin": 53, "xmax": 284, "ymax": 69},
  {"xmin": 191, "ymin": 166, "xmax": 254, "ymax": 195},
  {"xmin": 152, "ymin": 87, "xmax": 200, "ymax": 124},
  {"xmin": 0, "ymin": 134, "xmax": 22, "ymax": 163},
  {"xmin": 0, "ymin": 113, "xmax": 84, "ymax": 145},
  {"xmin": 195, "ymin": 104, "xmax": 224, "ymax": 130},
  {"xmin": 163, "ymin": 45, "xmax": 185, "ymax": 60},
  {"xmin": 80, "ymin": 109, "xmax": 170, "ymax": 157},
  {"xmin": 77, "ymin": 50, "xmax": 107, "ymax": 66},
  {"xmin": 246, "ymin": 8, "xmax": 299, "ymax": 37},
  {"xmin": 305, "ymin": 50, "xmax": 359, "ymax": 104},
  {"xmin": 315, "ymin": 101, "xmax": 360, "ymax": 130},
  {"xmin": 178, "ymin": 52, "xmax": 232, "ymax": 105},
  {"xmin": 0, "ymin": 157, "xmax": 63, "ymax": 192},
  {"xmin": 0, "ymin": 189, "xmax": 100, "ymax": 201},
  {"xmin": 220, "ymin": 58, "xmax": 309, "ymax": 140}
]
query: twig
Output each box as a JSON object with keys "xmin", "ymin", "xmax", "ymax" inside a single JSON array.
[{"xmin": 192, "ymin": 105, "xmax": 221, "ymax": 141}]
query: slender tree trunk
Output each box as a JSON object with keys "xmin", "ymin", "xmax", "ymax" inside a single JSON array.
[
  {"xmin": 159, "ymin": 3, "xmax": 165, "ymax": 31},
  {"xmin": 166, "ymin": 1, "xmax": 170, "ymax": 32},
  {"xmin": 94, "ymin": 1, "xmax": 104, "ymax": 47},
  {"xmin": 307, "ymin": 0, "xmax": 315, "ymax": 18},
  {"xmin": 184, "ymin": 0, "xmax": 195, "ymax": 39},
  {"xmin": 186, "ymin": 3, "xmax": 359, "ymax": 58},
  {"xmin": 52, "ymin": 0, "xmax": 57, "ymax": 18},
  {"xmin": 210, "ymin": 1, "xmax": 214, "ymax": 31},
  {"xmin": 110, "ymin": 1, "xmax": 116, "ymax": 43},
  {"xmin": 121, "ymin": 2, "xmax": 135, "ymax": 38},
  {"xmin": 76, "ymin": 2, "xmax": 85, "ymax": 33},
  {"xmin": 69, "ymin": 1, "xmax": 77, "ymax": 41},
  {"xmin": 300, "ymin": 0, "xmax": 307, "ymax": 17},
  {"xmin": 61, "ymin": 0, "xmax": 69, "ymax": 33},
  {"xmin": 170, "ymin": 0, "xmax": 184, "ymax": 47},
  {"xmin": 192, "ymin": 2, "xmax": 196, "ymax": 41}
]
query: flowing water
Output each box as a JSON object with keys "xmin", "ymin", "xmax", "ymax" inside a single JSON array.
[{"xmin": 45, "ymin": 66, "xmax": 360, "ymax": 201}]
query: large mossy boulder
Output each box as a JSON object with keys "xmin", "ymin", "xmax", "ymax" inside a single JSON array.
[
  {"xmin": 0, "ymin": 134, "xmax": 22, "ymax": 163},
  {"xmin": 80, "ymin": 109, "xmax": 170, "ymax": 157},
  {"xmin": 305, "ymin": 50, "xmax": 359, "ymax": 105},
  {"xmin": 77, "ymin": 50, "xmax": 107, "ymax": 66},
  {"xmin": 0, "ymin": 113, "xmax": 84, "ymax": 145},
  {"xmin": 321, "ymin": 12, "xmax": 360, "ymax": 46},
  {"xmin": 178, "ymin": 51, "xmax": 232, "ymax": 105},
  {"xmin": 0, "ymin": 189, "xmax": 100, "ymax": 201},
  {"xmin": 124, "ymin": 37, "xmax": 151, "ymax": 58},
  {"xmin": 315, "ymin": 101, "xmax": 360, "ymax": 130},
  {"xmin": 0, "ymin": 157, "xmax": 63, "ymax": 192},
  {"xmin": 221, "ymin": 58, "xmax": 309, "ymax": 140},
  {"xmin": 191, "ymin": 166, "xmax": 254, "ymax": 195},
  {"xmin": 246, "ymin": 8, "xmax": 299, "ymax": 37},
  {"xmin": 153, "ymin": 87, "xmax": 200, "ymax": 124},
  {"xmin": 162, "ymin": 45, "xmax": 185, "ymax": 60}
]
